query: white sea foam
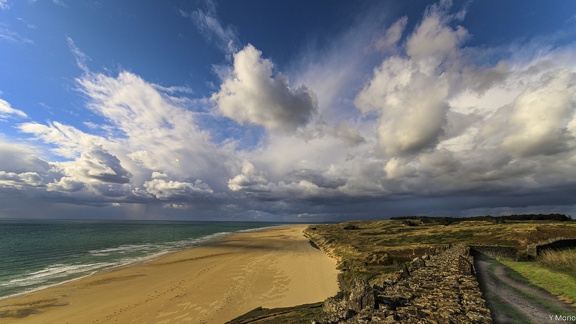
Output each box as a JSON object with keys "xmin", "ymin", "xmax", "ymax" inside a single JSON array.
[
  {"xmin": 0, "ymin": 262, "xmax": 115, "ymax": 288},
  {"xmin": 89, "ymin": 243, "xmax": 156, "ymax": 255},
  {"xmin": 237, "ymin": 224, "xmax": 283, "ymax": 233}
]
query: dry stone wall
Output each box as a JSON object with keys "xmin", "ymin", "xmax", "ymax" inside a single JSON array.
[
  {"xmin": 527, "ymin": 238, "xmax": 576, "ymax": 257},
  {"xmin": 470, "ymin": 245, "xmax": 518, "ymax": 259},
  {"xmin": 318, "ymin": 245, "xmax": 491, "ymax": 323}
]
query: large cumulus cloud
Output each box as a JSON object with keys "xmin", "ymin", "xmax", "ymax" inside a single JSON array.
[
  {"xmin": 212, "ymin": 44, "xmax": 318, "ymax": 133},
  {"xmin": 355, "ymin": 6, "xmax": 470, "ymax": 157},
  {"xmin": 501, "ymin": 70, "xmax": 576, "ymax": 157}
]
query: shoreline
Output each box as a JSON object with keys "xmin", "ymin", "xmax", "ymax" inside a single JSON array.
[
  {"xmin": 0, "ymin": 223, "xmax": 282, "ymax": 303},
  {"xmin": 0, "ymin": 224, "xmax": 339, "ymax": 323}
]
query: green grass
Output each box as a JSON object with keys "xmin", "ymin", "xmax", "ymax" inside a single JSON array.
[
  {"xmin": 485, "ymin": 258, "xmax": 575, "ymax": 318},
  {"xmin": 500, "ymin": 259, "xmax": 576, "ymax": 307}
]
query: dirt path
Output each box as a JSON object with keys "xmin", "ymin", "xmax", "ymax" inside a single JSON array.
[{"xmin": 474, "ymin": 252, "xmax": 575, "ymax": 323}]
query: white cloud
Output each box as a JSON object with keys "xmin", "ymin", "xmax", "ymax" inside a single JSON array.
[
  {"xmin": 2, "ymin": 1, "xmax": 576, "ymax": 218},
  {"xmin": 213, "ymin": 44, "xmax": 318, "ymax": 133},
  {"xmin": 60, "ymin": 146, "xmax": 131, "ymax": 184},
  {"xmin": 417, "ymin": 149, "xmax": 460, "ymax": 177},
  {"xmin": 16, "ymin": 65, "xmax": 236, "ymax": 203},
  {"xmin": 76, "ymin": 71, "xmax": 234, "ymax": 185},
  {"xmin": 47, "ymin": 176, "xmax": 84, "ymax": 192},
  {"xmin": 372, "ymin": 17, "xmax": 408, "ymax": 53},
  {"xmin": 0, "ymin": 98, "xmax": 27, "ymax": 119},
  {"xmin": 228, "ymin": 161, "xmax": 269, "ymax": 192},
  {"xmin": 143, "ymin": 178, "xmax": 213, "ymax": 200},
  {"xmin": 0, "ymin": 26, "xmax": 34, "ymax": 44},
  {"xmin": 19, "ymin": 121, "xmax": 104, "ymax": 158},
  {"xmin": 180, "ymin": 0, "xmax": 238, "ymax": 54},
  {"xmin": 43, "ymin": 146, "xmax": 131, "ymax": 199},
  {"xmin": 67, "ymin": 37, "xmax": 90, "ymax": 73},
  {"xmin": 331, "ymin": 121, "xmax": 366, "ymax": 146},
  {"xmin": 354, "ymin": 3, "xmax": 497, "ymax": 157},
  {"xmin": 502, "ymin": 70, "xmax": 576, "ymax": 157},
  {"xmin": 384, "ymin": 157, "xmax": 416, "ymax": 180},
  {"xmin": 0, "ymin": 139, "xmax": 49, "ymax": 173},
  {"xmin": 288, "ymin": 167, "xmax": 346, "ymax": 190},
  {"xmin": 355, "ymin": 55, "xmax": 450, "ymax": 155},
  {"xmin": 406, "ymin": 9, "xmax": 468, "ymax": 64},
  {"xmin": 0, "ymin": 0, "xmax": 9, "ymax": 10},
  {"xmin": 151, "ymin": 171, "xmax": 169, "ymax": 180},
  {"xmin": 0, "ymin": 171, "xmax": 42, "ymax": 188}
]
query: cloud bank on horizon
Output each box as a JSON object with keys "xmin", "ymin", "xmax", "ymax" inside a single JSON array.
[{"xmin": 0, "ymin": 0, "xmax": 575, "ymax": 221}]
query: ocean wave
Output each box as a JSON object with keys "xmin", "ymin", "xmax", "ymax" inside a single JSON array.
[
  {"xmin": 87, "ymin": 232, "xmax": 231, "ymax": 257},
  {"xmin": 88, "ymin": 243, "xmax": 157, "ymax": 256},
  {"xmin": 0, "ymin": 262, "xmax": 116, "ymax": 288}
]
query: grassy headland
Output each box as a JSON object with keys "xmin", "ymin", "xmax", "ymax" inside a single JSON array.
[
  {"xmin": 228, "ymin": 215, "xmax": 576, "ymax": 323},
  {"xmin": 304, "ymin": 216, "xmax": 576, "ymax": 290}
]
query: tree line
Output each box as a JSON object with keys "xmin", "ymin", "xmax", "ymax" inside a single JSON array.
[{"xmin": 391, "ymin": 214, "xmax": 573, "ymax": 225}]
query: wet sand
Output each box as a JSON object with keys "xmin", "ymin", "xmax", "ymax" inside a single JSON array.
[{"xmin": 0, "ymin": 225, "xmax": 339, "ymax": 323}]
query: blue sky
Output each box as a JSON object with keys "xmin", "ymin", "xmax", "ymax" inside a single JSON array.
[{"xmin": 1, "ymin": 0, "xmax": 576, "ymax": 221}]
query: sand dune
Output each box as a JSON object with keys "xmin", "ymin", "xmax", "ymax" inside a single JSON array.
[{"xmin": 0, "ymin": 225, "xmax": 339, "ymax": 323}]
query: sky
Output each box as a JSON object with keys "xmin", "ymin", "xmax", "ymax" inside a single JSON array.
[{"xmin": 1, "ymin": 0, "xmax": 576, "ymax": 222}]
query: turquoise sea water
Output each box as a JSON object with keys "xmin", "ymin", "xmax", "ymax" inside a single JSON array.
[{"xmin": 0, "ymin": 220, "xmax": 280, "ymax": 300}]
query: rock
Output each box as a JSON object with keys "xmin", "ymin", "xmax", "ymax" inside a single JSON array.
[
  {"xmin": 408, "ymin": 256, "xmax": 426, "ymax": 271},
  {"xmin": 366, "ymin": 252, "xmax": 393, "ymax": 266},
  {"xmin": 344, "ymin": 309, "xmax": 357, "ymax": 320},
  {"xmin": 376, "ymin": 297, "xmax": 404, "ymax": 310},
  {"xmin": 348, "ymin": 278, "xmax": 376, "ymax": 312},
  {"xmin": 394, "ymin": 264, "xmax": 411, "ymax": 280},
  {"xmin": 467, "ymin": 311, "xmax": 491, "ymax": 323},
  {"xmin": 322, "ymin": 297, "xmax": 350, "ymax": 323},
  {"xmin": 458, "ymin": 255, "xmax": 475, "ymax": 275}
]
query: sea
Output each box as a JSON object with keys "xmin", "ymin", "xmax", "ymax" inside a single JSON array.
[{"xmin": 0, "ymin": 219, "xmax": 281, "ymax": 300}]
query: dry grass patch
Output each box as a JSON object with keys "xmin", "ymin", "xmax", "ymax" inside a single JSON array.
[{"xmin": 537, "ymin": 249, "xmax": 576, "ymax": 279}]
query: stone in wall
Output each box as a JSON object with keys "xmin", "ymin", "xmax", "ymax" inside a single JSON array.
[
  {"xmin": 347, "ymin": 278, "xmax": 376, "ymax": 312},
  {"xmin": 318, "ymin": 245, "xmax": 491, "ymax": 323}
]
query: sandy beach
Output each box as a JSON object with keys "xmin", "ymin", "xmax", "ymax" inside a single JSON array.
[{"xmin": 0, "ymin": 225, "xmax": 339, "ymax": 324}]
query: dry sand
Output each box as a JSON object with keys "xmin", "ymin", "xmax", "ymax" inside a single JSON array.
[{"xmin": 0, "ymin": 225, "xmax": 339, "ymax": 324}]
